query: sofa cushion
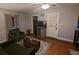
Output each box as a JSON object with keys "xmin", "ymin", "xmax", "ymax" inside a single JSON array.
[{"xmin": 0, "ymin": 46, "xmax": 8, "ymax": 55}]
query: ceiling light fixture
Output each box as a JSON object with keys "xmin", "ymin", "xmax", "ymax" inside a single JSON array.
[{"xmin": 41, "ymin": 4, "xmax": 50, "ymax": 9}]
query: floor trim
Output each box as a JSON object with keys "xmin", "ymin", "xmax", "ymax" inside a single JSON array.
[
  {"xmin": 46, "ymin": 36, "xmax": 73, "ymax": 43},
  {"xmin": 57, "ymin": 37, "xmax": 73, "ymax": 43}
]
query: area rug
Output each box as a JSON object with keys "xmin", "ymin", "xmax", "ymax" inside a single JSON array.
[
  {"xmin": 26, "ymin": 36, "xmax": 51, "ymax": 55},
  {"xmin": 69, "ymin": 49, "xmax": 79, "ymax": 55},
  {"xmin": 35, "ymin": 40, "xmax": 50, "ymax": 55}
]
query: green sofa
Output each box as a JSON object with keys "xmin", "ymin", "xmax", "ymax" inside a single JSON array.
[
  {"xmin": 0, "ymin": 41, "xmax": 34, "ymax": 55},
  {"xmin": 8, "ymin": 28, "xmax": 25, "ymax": 41},
  {"xmin": 0, "ymin": 29, "xmax": 34, "ymax": 55}
]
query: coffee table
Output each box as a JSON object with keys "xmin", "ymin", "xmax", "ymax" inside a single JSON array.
[{"xmin": 23, "ymin": 37, "xmax": 40, "ymax": 53}]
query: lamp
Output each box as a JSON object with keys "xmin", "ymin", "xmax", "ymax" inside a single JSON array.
[{"xmin": 41, "ymin": 4, "xmax": 50, "ymax": 9}]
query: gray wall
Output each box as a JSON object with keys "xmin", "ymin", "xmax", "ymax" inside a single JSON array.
[
  {"xmin": 29, "ymin": 6, "xmax": 79, "ymax": 42},
  {"xmin": 0, "ymin": 9, "xmax": 28, "ymax": 43}
]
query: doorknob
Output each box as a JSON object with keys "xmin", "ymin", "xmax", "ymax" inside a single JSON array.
[
  {"xmin": 55, "ymin": 26, "xmax": 57, "ymax": 30},
  {"xmin": 55, "ymin": 24, "xmax": 57, "ymax": 30}
]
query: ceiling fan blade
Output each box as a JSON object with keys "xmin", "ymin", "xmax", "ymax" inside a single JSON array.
[{"xmin": 47, "ymin": 3, "xmax": 56, "ymax": 6}]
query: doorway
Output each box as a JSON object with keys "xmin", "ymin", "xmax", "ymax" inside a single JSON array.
[{"xmin": 33, "ymin": 16, "xmax": 38, "ymax": 35}]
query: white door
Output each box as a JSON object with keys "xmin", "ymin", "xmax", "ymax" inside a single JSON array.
[{"xmin": 46, "ymin": 13, "xmax": 59, "ymax": 38}]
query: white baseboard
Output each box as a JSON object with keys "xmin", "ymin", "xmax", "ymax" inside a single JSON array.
[{"xmin": 57, "ymin": 37, "xmax": 73, "ymax": 43}]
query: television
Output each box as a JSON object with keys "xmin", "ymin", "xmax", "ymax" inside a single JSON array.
[{"xmin": 37, "ymin": 21, "xmax": 47, "ymax": 27}]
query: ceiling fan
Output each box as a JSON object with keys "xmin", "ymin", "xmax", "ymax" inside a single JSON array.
[{"xmin": 32, "ymin": 3, "xmax": 56, "ymax": 9}]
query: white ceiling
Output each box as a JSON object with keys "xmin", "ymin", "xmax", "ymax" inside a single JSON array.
[
  {"xmin": 0, "ymin": 3, "xmax": 79, "ymax": 13},
  {"xmin": 0, "ymin": 3, "xmax": 37, "ymax": 13}
]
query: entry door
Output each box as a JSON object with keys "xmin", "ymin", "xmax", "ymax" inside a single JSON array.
[
  {"xmin": 33, "ymin": 16, "xmax": 38, "ymax": 35},
  {"xmin": 46, "ymin": 13, "xmax": 59, "ymax": 38}
]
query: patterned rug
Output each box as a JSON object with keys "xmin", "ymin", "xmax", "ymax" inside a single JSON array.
[{"xmin": 35, "ymin": 40, "xmax": 50, "ymax": 55}]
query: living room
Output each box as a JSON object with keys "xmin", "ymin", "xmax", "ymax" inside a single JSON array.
[{"xmin": 0, "ymin": 3, "xmax": 79, "ymax": 55}]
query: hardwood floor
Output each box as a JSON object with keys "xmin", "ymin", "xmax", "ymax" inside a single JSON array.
[
  {"xmin": 44, "ymin": 37, "xmax": 73, "ymax": 55},
  {"xmin": 27, "ymin": 34, "xmax": 79, "ymax": 55}
]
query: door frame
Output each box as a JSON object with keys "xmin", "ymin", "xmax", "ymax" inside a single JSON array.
[{"xmin": 31, "ymin": 15, "xmax": 39, "ymax": 34}]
